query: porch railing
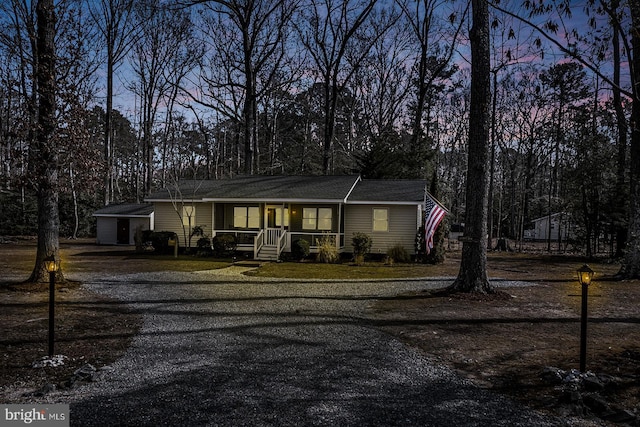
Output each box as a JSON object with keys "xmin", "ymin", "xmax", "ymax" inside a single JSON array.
[
  {"xmin": 265, "ymin": 228, "xmax": 282, "ymax": 246},
  {"xmin": 254, "ymin": 229, "xmax": 265, "ymax": 259},
  {"xmin": 276, "ymin": 230, "xmax": 287, "ymax": 257},
  {"xmin": 289, "ymin": 232, "xmax": 345, "ymax": 251}
]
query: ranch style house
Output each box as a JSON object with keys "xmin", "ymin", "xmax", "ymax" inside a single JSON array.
[{"xmin": 145, "ymin": 175, "xmax": 429, "ymax": 261}]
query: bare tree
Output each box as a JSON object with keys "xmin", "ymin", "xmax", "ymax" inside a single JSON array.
[
  {"xmin": 186, "ymin": 0, "xmax": 296, "ymax": 175},
  {"xmin": 87, "ymin": 0, "xmax": 136, "ymax": 206},
  {"xmin": 129, "ymin": 0, "xmax": 196, "ymax": 197},
  {"xmin": 620, "ymin": 1, "xmax": 640, "ymax": 277},
  {"xmin": 295, "ymin": 0, "xmax": 388, "ymax": 174},
  {"xmin": 400, "ymin": 0, "xmax": 465, "ymax": 175},
  {"xmin": 28, "ymin": 0, "xmax": 61, "ymax": 283}
]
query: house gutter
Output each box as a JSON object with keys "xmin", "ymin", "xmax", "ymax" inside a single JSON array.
[{"xmin": 343, "ymin": 175, "xmax": 361, "ymax": 204}]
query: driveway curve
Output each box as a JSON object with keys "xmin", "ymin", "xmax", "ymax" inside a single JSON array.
[{"xmin": 50, "ymin": 269, "xmax": 566, "ymax": 426}]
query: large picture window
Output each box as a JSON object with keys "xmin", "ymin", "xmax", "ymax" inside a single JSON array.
[
  {"xmin": 234, "ymin": 206, "xmax": 260, "ymax": 228},
  {"xmin": 373, "ymin": 208, "xmax": 389, "ymax": 232},
  {"xmin": 302, "ymin": 207, "xmax": 332, "ymax": 230}
]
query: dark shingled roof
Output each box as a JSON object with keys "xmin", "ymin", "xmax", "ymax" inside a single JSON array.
[
  {"xmin": 93, "ymin": 203, "xmax": 154, "ymax": 217},
  {"xmin": 147, "ymin": 175, "xmax": 361, "ymax": 202},
  {"xmin": 348, "ymin": 179, "xmax": 426, "ymax": 203},
  {"xmin": 145, "ymin": 176, "xmax": 428, "ymax": 204}
]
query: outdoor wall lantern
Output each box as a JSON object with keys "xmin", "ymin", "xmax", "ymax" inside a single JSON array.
[
  {"xmin": 44, "ymin": 255, "xmax": 58, "ymax": 357},
  {"xmin": 577, "ymin": 264, "xmax": 594, "ymax": 372}
]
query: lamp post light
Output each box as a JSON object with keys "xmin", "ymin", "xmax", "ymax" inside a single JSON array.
[
  {"xmin": 44, "ymin": 255, "xmax": 58, "ymax": 357},
  {"xmin": 577, "ymin": 264, "xmax": 594, "ymax": 372}
]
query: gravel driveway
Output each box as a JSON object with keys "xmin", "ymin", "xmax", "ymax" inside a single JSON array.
[{"xmin": 49, "ymin": 268, "xmax": 566, "ymax": 426}]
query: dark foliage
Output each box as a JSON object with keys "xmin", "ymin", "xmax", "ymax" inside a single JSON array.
[
  {"xmin": 0, "ymin": 191, "xmax": 38, "ymax": 235},
  {"xmin": 291, "ymin": 238, "xmax": 310, "ymax": 260},
  {"xmin": 387, "ymin": 244, "xmax": 411, "ymax": 263},
  {"xmin": 141, "ymin": 230, "xmax": 177, "ymax": 255},
  {"xmin": 212, "ymin": 234, "xmax": 237, "ymax": 257}
]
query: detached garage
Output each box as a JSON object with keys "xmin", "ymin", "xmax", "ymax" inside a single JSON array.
[{"xmin": 93, "ymin": 204, "xmax": 154, "ymax": 245}]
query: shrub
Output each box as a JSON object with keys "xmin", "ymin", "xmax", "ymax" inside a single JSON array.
[
  {"xmin": 316, "ymin": 234, "xmax": 339, "ymax": 263},
  {"xmin": 352, "ymin": 232, "xmax": 372, "ymax": 255},
  {"xmin": 291, "ymin": 238, "xmax": 310, "ymax": 261},
  {"xmin": 196, "ymin": 237, "xmax": 213, "ymax": 257},
  {"xmin": 212, "ymin": 234, "xmax": 237, "ymax": 257},
  {"xmin": 140, "ymin": 230, "xmax": 176, "ymax": 254},
  {"xmin": 352, "ymin": 232, "xmax": 372, "ymax": 264},
  {"xmin": 387, "ymin": 244, "xmax": 410, "ymax": 264}
]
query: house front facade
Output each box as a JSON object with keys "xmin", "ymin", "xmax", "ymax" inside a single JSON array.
[{"xmin": 146, "ymin": 175, "xmax": 428, "ymax": 260}]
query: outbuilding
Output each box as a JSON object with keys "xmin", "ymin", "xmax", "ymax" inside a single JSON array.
[{"xmin": 93, "ymin": 203, "xmax": 155, "ymax": 245}]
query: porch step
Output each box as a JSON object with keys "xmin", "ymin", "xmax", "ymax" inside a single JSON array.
[{"xmin": 256, "ymin": 246, "xmax": 279, "ymax": 261}]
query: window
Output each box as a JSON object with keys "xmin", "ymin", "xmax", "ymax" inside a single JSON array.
[
  {"xmin": 302, "ymin": 207, "xmax": 332, "ymax": 230},
  {"xmin": 233, "ymin": 206, "xmax": 260, "ymax": 228},
  {"xmin": 318, "ymin": 208, "xmax": 332, "ymax": 230},
  {"xmin": 182, "ymin": 205, "xmax": 195, "ymax": 227},
  {"xmin": 373, "ymin": 208, "xmax": 388, "ymax": 232},
  {"xmin": 302, "ymin": 208, "xmax": 317, "ymax": 230}
]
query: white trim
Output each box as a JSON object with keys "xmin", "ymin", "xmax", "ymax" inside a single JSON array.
[
  {"xmin": 93, "ymin": 214, "xmax": 153, "ymax": 218},
  {"xmin": 145, "ymin": 198, "xmax": 201, "ymax": 203},
  {"xmin": 345, "ymin": 201, "xmax": 422, "ymax": 206},
  {"xmin": 343, "ymin": 175, "xmax": 361, "ymax": 203},
  {"xmin": 201, "ymin": 198, "xmax": 346, "ymax": 203}
]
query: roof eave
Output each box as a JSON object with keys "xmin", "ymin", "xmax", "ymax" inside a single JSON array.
[{"xmin": 346, "ymin": 201, "xmax": 422, "ymax": 205}]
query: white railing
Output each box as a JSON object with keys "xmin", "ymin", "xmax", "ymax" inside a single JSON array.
[
  {"xmin": 265, "ymin": 228, "xmax": 282, "ymax": 246},
  {"xmin": 254, "ymin": 229, "xmax": 264, "ymax": 259},
  {"xmin": 213, "ymin": 230, "xmax": 259, "ymax": 246},
  {"xmin": 276, "ymin": 230, "xmax": 287, "ymax": 257},
  {"xmin": 289, "ymin": 232, "xmax": 345, "ymax": 251}
]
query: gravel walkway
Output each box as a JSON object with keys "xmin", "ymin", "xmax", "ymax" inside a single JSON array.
[{"xmin": 46, "ymin": 268, "xmax": 567, "ymax": 426}]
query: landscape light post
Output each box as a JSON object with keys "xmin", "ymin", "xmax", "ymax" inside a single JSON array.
[
  {"xmin": 44, "ymin": 255, "xmax": 58, "ymax": 357},
  {"xmin": 577, "ymin": 264, "xmax": 594, "ymax": 372}
]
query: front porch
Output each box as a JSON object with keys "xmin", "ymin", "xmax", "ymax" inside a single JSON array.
[{"xmin": 212, "ymin": 229, "xmax": 345, "ymax": 261}]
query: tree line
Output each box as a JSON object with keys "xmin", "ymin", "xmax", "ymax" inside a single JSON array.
[{"xmin": 1, "ymin": 0, "xmax": 639, "ymax": 282}]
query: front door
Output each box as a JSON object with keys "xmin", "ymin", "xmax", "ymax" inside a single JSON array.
[
  {"xmin": 265, "ymin": 205, "xmax": 288, "ymax": 246},
  {"xmin": 117, "ymin": 218, "xmax": 130, "ymax": 244}
]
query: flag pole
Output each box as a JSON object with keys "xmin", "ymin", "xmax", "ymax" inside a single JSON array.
[{"xmin": 425, "ymin": 189, "xmax": 450, "ymax": 215}]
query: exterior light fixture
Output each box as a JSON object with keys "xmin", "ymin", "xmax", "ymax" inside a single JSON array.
[
  {"xmin": 577, "ymin": 264, "xmax": 594, "ymax": 287},
  {"xmin": 44, "ymin": 255, "xmax": 58, "ymax": 273},
  {"xmin": 577, "ymin": 264, "xmax": 594, "ymax": 372}
]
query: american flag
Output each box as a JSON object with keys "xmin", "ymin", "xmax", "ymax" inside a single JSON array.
[{"xmin": 424, "ymin": 195, "xmax": 446, "ymax": 254}]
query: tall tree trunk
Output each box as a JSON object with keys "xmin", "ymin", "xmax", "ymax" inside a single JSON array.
[
  {"xmin": 612, "ymin": 0, "xmax": 628, "ymax": 258},
  {"xmin": 243, "ymin": 65, "xmax": 255, "ymax": 175},
  {"xmin": 447, "ymin": 0, "xmax": 493, "ymax": 294},
  {"xmin": 70, "ymin": 163, "xmax": 79, "ymax": 239},
  {"xmin": 620, "ymin": 1, "xmax": 640, "ymax": 278},
  {"xmin": 29, "ymin": 0, "xmax": 63, "ymax": 283},
  {"xmin": 323, "ymin": 77, "xmax": 338, "ymax": 175},
  {"xmin": 487, "ymin": 70, "xmax": 498, "ymax": 249},
  {"xmin": 105, "ymin": 48, "xmax": 113, "ymax": 205}
]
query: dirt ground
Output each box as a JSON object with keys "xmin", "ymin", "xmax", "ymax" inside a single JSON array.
[
  {"xmin": 372, "ymin": 254, "xmax": 640, "ymax": 425},
  {"xmin": 1, "ymin": 238, "xmax": 638, "ymax": 425}
]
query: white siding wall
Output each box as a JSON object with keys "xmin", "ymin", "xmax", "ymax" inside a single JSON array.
[
  {"xmin": 96, "ymin": 217, "xmax": 117, "ymax": 244},
  {"xmin": 96, "ymin": 217, "xmax": 151, "ymax": 245},
  {"xmin": 153, "ymin": 202, "xmax": 213, "ymax": 247},
  {"xmin": 344, "ymin": 204, "xmax": 419, "ymax": 255}
]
